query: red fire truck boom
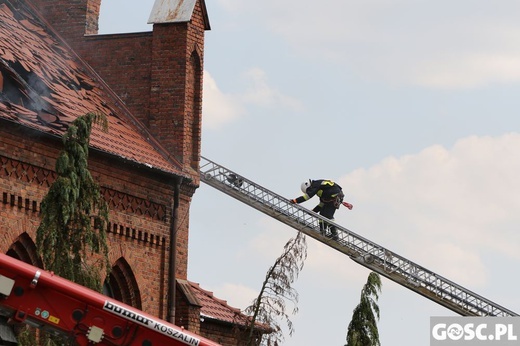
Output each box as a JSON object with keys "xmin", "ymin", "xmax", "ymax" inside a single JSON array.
[{"xmin": 0, "ymin": 253, "xmax": 221, "ymax": 346}]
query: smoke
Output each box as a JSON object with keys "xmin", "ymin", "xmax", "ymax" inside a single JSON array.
[{"xmin": 1, "ymin": 61, "xmax": 54, "ymax": 120}]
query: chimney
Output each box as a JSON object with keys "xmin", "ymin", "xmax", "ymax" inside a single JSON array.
[
  {"xmin": 31, "ymin": 0, "xmax": 101, "ymax": 48},
  {"xmin": 148, "ymin": 0, "xmax": 210, "ymax": 174}
]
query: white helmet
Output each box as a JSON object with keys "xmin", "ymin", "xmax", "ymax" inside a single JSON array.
[{"xmin": 300, "ymin": 179, "xmax": 311, "ymax": 193}]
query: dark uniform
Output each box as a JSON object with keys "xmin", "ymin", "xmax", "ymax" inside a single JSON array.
[{"xmin": 291, "ymin": 179, "xmax": 344, "ymax": 239}]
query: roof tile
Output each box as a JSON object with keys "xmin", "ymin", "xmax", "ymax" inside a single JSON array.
[
  {"xmin": 0, "ymin": 1, "xmax": 183, "ymax": 176},
  {"xmin": 187, "ymin": 281, "xmax": 271, "ymax": 332},
  {"xmin": 188, "ymin": 281, "xmax": 249, "ymax": 326}
]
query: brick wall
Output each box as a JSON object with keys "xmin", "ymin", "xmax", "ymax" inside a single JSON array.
[
  {"xmin": 199, "ymin": 321, "xmax": 258, "ymax": 346},
  {"xmin": 80, "ymin": 33, "xmax": 154, "ymax": 128},
  {"xmin": 0, "ymin": 122, "xmax": 190, "ymax": 319},
  {"xmin": 147, "ymin": 1, "xmax": 206, "ymax": 171},
  {"xmin": 175, "ymin": 283, "xmax": 202, "ymax": 334},
  {"xmin": 2, "ymin": 0, "xmax": 221, "ymax": 340},
  {"xmin": 24, "ymin": 0, "xmax": 207, "ymax": 278},
  {"xmin": 30, "ymin": 0, "xmax": 101, "ymax": 44}
]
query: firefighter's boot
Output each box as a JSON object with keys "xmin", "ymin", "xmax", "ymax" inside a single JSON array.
[{"xmin": 329, "ymin": 226, "xmax": 338, "ymax": 241}]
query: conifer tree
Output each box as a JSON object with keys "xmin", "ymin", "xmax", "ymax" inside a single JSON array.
[
  {"xmin": 35, "ymin": 112, "xmax": 110, "ymax": 291},
  {"xmin": 244, "ymin": 231, "xmax": 307, "ymax": 346},
  {"xmin": 345, "ymin": 272, "xmax": 382, "ymax": 346}
]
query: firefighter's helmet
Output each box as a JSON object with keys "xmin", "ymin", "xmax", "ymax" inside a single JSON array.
[{"xmin": 300, "ymin": 180, "xmax": 311, "ymax": 193}]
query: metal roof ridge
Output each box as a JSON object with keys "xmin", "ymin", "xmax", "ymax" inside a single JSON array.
[{"xmin": 148, "ymin": 0, "xmax": 210, "ymax": 30}]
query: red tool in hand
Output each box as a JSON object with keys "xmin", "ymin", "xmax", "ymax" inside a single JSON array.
[{"xmin": 342, "ymin": 202, "xmax": 353, "ymax": 210}]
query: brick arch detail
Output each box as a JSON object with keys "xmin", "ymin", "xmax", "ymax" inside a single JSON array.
[
  {"xmin": 188, "ymin": 48, "xmax": 202, "ymax": 169},
  {"xmin": 191, "ymin": 43, "xmax": 203, "ymax": 63},
  {"xmin": 0, "ymin": 155, "xmax": 167, "ymax": 221},
  {"xmin": 108, "ymin": 257, "xmax": 142, "ymax": 310},
  {"xmin": 6, "ymin": 232, "xmax": 43, "ymax": 268}
]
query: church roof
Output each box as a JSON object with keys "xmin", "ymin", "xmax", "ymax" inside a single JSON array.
[
  {"xmin": 187, "ymin": 280, "xmax": 248, "ymax": 325},
  {"xmin": 186, "ymin": 280, "xmax": 271, "ymax": 332},
  {"xmin": 0, "ymin": 1, "xmax": 185, "ymax": 177}
]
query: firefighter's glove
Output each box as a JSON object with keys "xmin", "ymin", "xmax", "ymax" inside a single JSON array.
[
  {"xmin": 290, "ymin": 199, "xmax": 297, "ymax": 204},
  {"xmin": 312, "ymin": 205, "xmax": 322, "ymax": 213}
]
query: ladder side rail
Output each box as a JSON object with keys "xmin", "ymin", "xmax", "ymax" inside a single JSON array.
[
  {"xmin": 201, "ymin": 174, "xmax": 367, "ymax": 258},
  {"xmin": 366, "ymin": 246, "xmax": 516, "ymax": 316},
  {"xmin": 201, "ymin": 170, "xmax": 500, "ymax": 316},
  {"xmin": 310, "ymin": 215, "xmax": 514, "ymax": 316},
  {"xmin": 363, "ymin": 258, "xmax": 485, "ymax": 316},
  {"xmin": 355, "ymin": 253, "xmax": 514, "ymax": 317},
  {"xmin": 199, "ymin": 157, "xmax": 518, "ymax": 317}
]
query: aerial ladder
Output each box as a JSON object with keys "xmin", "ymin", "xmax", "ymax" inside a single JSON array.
[
  {"xmin": 0, "ymin": 253, "xmax": 221, "ymax": 346},
  {"xmin": 199, "ymin": 156, "xmax": 518, "ymax": 317}
]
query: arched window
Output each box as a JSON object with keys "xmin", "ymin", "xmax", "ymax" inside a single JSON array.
[
  {"xmin": 103, "ymin": 257, "xmax": 142, "ymax": 309},
  {"xmin": 6, "ymin": 232, "xmax": 42, "ymax": 267},
  {"xmin": 188, "ymin": 49, "xmax": 202, "ymax": 169}
]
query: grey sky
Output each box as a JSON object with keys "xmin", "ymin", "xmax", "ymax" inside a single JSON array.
[{"xmin": 100, "ymin": 1, "xmax": 520, "ymax": 345}]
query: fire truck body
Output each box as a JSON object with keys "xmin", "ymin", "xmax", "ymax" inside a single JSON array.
[{"xmin": 0, "ymin": 253, "xmax": 221, "ymax": 346}]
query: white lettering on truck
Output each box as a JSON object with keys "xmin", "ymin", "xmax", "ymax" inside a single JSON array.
[{"xmin": 103, "ymin": 301, "xmax": 200, "ymax": 346}]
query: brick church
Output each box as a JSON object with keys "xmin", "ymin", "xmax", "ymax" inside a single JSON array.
[{"xmin": 0, "ymin": 0, "xmax": 264, "ymax": 344}]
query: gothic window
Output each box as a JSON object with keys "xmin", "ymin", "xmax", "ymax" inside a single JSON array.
[
  {"xmin": 188, "ymin": 50, "xmax": 202, "ymax": 169},
  {"xmin": 103, "ymin": 257, "xmax": 142, "ymax": 309},
  {"xmin": 6, "ymin": 232, "xmax": 42, "ymax": 268}
]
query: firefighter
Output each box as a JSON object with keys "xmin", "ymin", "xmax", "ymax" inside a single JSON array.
[{"xmin": 290, "ymin": 179, "xmax": 353, "ymax": 240}]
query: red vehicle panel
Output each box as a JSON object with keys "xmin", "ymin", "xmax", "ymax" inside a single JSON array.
[{"xmin": 0, "ymin": 253, "xmax": 221, "ymax": 346}]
